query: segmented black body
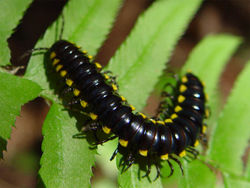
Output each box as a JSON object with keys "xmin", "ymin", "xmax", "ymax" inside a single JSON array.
[{"xmin": 49, "ymin": 40, "xmax": 208, "ymax": 178}]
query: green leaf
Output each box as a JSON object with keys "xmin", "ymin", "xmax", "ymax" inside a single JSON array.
[
  {"xmin": 0, "ymin": 0, "xmax": 33, "ymax": 65},
  {"xmin": 24, "ymin": 0, "xmax": 122, "ymax": 100},
  {"xmin": 178, "ymin": 160, "xmax": 216, "ymax": 188},
  {"xmin": 207, "ymin": 62, "xmax": 250, "ymax": 176},
  {"xmin": 223, "ymin": 172, "xmax": 250, "ymax": 188},
  {"xmin": 39, "ymin": 103, "xmax": 96, "ymax": 187},
  {"xmin": 107, "ymin": 0, "xmax": 203, "ymax": 111},
  {"xmin": 0, "ymin": 72, "xmax": 41, "ymax": 158}
]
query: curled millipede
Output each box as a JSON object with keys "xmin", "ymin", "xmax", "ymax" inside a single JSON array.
[{"xmin": 48, "ymin": 40, "xmax": 208, "ymax": 179}]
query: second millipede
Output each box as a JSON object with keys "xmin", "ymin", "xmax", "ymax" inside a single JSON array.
[{"xmin": 48, "ymin": 39, "xmax": 208, "ymax": 179}]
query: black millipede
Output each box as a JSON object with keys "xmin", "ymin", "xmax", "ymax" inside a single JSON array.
[{"xmin": 46, "ymin": 39, "xmax": 208, "ymax": 179}]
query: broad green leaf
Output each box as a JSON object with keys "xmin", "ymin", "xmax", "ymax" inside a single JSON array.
[
  {"xmin": 0, "ymin": 0, "xmax": 33, "ymax": 65},
  {"xmin": 207, "ymin": 63, "xmax": 250, "ymax": 176},
  {"xmin": 25, "ymin": 0, "xmax": 122, "ymax": 100},
  {"xmin": 107, "ymin": 0, "xmax": 203, "ymax": 111},
  {"xmin": 39, "ymin": 103, "xmax": 96, "ymax": 187},
  {"xmin": 0, "ymin": 72, "xmax": 41, "ymax": 158},
  {"xmin": 223, "ymin": 172, "xmax": 250, "ymax": 188},
  {"xmin": 178, "ymin": 160, "xmax": 216, "ymax": 188}
]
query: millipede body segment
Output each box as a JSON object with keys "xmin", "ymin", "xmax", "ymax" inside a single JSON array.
[{"xmin": 49, "ymin": 40, "xmax": 208, "ymax": 178}]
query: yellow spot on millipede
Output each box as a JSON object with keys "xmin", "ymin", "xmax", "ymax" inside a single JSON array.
[
  {"xmin": 139, "ymin": 150, "xmax": 148, "ymax": 157},
  {"xmin": 80, "ymin": 100, "xmax": 88, "ymax": 108},
  {"xmin": 95, "ymin": 62, "xmax": 102, "ymax": 69},
  {"xmin": 182, "ymin": 76, "xmax": 188, "ymax": 83},
  {"xmin": 202, "ymin": 125, "xmax": 207, "ymax": 134},
  {"xmin": 171, "ymin": 113, "xmax": 178, "ymax": 119},
  {"xmin": 50, "ymin": 51, "xmax": 56, "ymax": 59},
  {"xmin": 52, "ymin": 58, "xmax": 60, "ymax": 66},
  {"xmin": 205, "ymin": 109, "xmax": 210, "ymax": 118},
  {"xmin": 129, "ymin": 104, "xmax": 136, "ymax": 111},
  {"xmin": 82, "ymin": 50, "xmax": 87, "ymax": 54},
  {"xmin": 160, "ymin": 153, "xmax": 168, "ymax": 160},
  {"xmin": 179, "ymin": 84, "xmax": 187, "ymax": 93},
  {"xmin": 120, "ymin": 96, "xmax": 126, "ymax": 101},
  {"xmin": 178, "ymin": 95, "xmax": 185, "ymax": 103},
  {"xmin": 88, "ymin": 55, "xmax": 93, "ymax": 59},
  {"xmin": 157, "ymin": 121, "xmax": 165, "ymax": 125},
  {"xmin": 73, "ymin": 89, "xmax": 80, "ymax": 96},
  {"xmin": 102, "ymin": 126, "xmax": 111, "ymax": 134},
  {"xmin": 174, "ymin": 105, "xmax": 182, "ymax": 112},
  {"xmin": 179, "ymin": 150, "xmax": 186, "ymax": 157},
  {"xmin": 194, "ymin": 140, "xmax": 199, "ymax": 147},
  {"xmin": 139, "ymin": 112, "xmax": 146, "ymax": 119},
  {"xmin": 103, "ymin": 74, "xmax": 110, "ymax": 80},
  {"xmin": 205, "ymin": 94, "xmax": 209, "ymax": 101},
  {"xmin": 55, "ymin": 64, "xmax": 63, "ymax": 72},
  {"xmin": 60, "ymin": 70, "xmax": 67, "ymax": 77},
  {"xmin": 119, "ymin": 139, "xmax": 128, "ymax": 147},
  {"xmin": 89, "ymin": 113, "xmax": 98, "ymax": 120},
  {"xmin": 150, "ymin": 119, "xmax": 156, "ymax": 124},
  {"xmin": 66, "ymin": 79, "xmax": 73, "ymax": 87},
  {"xmin": 112, "ymin": 84, "xmax": 118, "ymax": 91},
  {"xmin": 165, "ymin": 119, "xmax": 173, "ymax": 123}
]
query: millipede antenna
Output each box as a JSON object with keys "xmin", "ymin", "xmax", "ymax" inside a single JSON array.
[
  {"xmin": 19, "ymin": 47, "xmax": 49, "ymax": 62},
  {"xmin": 59, "ymin": 13, "xmax": 65, "ymax": 40}
]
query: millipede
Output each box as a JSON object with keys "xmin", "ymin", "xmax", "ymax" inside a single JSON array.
[{"xmin": 45, "ymin": 39, "xmax": 209, "ymax": 179}]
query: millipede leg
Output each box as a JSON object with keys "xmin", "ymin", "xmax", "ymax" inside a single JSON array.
[
  {"xmin": 183, "ymin": 156, "xmax": 192, "ymax": 162},
  {"xmin": 123, "ymin": 153, "xmax": 135, "ymax": 172},
  {"xmin": 102, "ymin": 70, "xmax": 118, "ymax": 87},
  {"xmin": 156, "ymin": 100, "xmax": 171, "ymax": 118},
  {"xmin": 126, "ymin": 158, "xmax": 135, "ymax": 171},
  {"xmin": 167, "ymin": 160, "xmax": 174, "ymax": 177},
  {"xmin": 186, "ymin": 147, "xmax": 199, "ymax": 159},
  {"xmin": 83, "ymin": 121, "xmax": 100, "ymax": 131},
  {"xmin": 170, "ymin": 156, "xmax": 184, "ymax": 175},
  {"xmin": 110, "ymin": 147, "xmax": 119, "ymax": 161},
  {"xmin": 60, "ymin": 86, "xmax": 73, "ymax": 96},
  {"xmin": 82, "ymin": 121, "xmax": 102, "ymax": 142},
  {"xmin": 161, "ymin": 91, "xmax": 174, "ymax": 100},
  {"xmin": 199, "ymin": 134, "xmax": 208, "ymax": 147},
  {"xmin": 155, "ymin": 163, "xmax": 161, "ymax": 181},
  {"xmin": 65, "ymin": 98, "xmax": 79, "ymax": 109},
  {"xmin": 143, "ymin": 159, "xmax": 151, "ymax": 178},
  {"xmin": 96, "ymin": 135, "xmax": 117, "ymax": 145}
]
